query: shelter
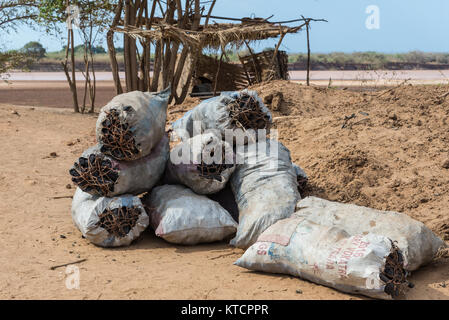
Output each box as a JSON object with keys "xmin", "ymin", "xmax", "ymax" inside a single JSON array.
[{"xmin": 107, "ymin": 1, "xmax": 324, "ymax": 103}]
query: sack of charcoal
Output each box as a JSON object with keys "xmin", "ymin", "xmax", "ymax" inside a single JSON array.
[
  {"xmin": 294, "ymin": 196, "xmax": 447, "ymax": 271},
  {"xmin": 71, "ymin": 188, "xmax": 149, "ymax": 247},
  {"xmin": 69, "ymin": 135, "xmax": 169, "ymax": 197},
  {"xmin": 229, "ymin": 139, "xmax": 300, "ymax": 248},
  {"xmin": 171, "ymin": 89, "xmax": 272, "ymax": 140},
  {"xmin": 207, "ymin": 184, "xmax": 239, "ymax": 223},
  {"xmin": 164, "ymin": 132, "xmax": 235, "ymax": 195},
  {"xmin": 235, "ymin": 215, "xmax": 412, "ymax": 300},
  {"xmin": 96, "ymin": 87, "xmax": 170, "ymax": 161},
  {"xmin": 142, "ymin": 185, "xmax": 237, "ymax": 245}
]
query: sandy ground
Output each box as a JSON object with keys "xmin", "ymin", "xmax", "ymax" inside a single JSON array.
[{"xmin": 0, "ymin": 80, "xmax": 448, "ymax": 300}]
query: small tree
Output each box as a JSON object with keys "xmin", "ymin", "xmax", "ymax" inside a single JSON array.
[
  {"xmin": 0, "ymin": 1, "xmax": 39, "ymax": 78},
  {"xmin": 38, "ymin": 0, "xmax": 116, "ymax": 113},
  {"xmin": 21, "ymin": 41, "xmax": 46, "ymax": 60},
  {"xmin": 0, "ymin": 50, "xmax": 35, "ymax": 80},
  {"xmin": 0, "ymin": 0, "xmax": 38, "ymax": 31},
  {"xmin": 76, "ymin": 1, "xmax": 115, "ymax": 113},
  {"xmin": 92, "ymin": 45, "xmax": 106, "ymax": 54}
]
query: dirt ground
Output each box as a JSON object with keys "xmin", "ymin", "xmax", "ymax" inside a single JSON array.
[{"xmin": 0, "ymin": 80, "xmax": 448, "ymax": 300}]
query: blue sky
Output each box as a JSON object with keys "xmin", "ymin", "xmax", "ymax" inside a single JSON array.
[{"xmin": 2, "ymin": 0, "xmax": 449, "ymax": 53}]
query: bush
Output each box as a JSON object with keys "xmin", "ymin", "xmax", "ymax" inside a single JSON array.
[
  {"xmin": 21, "ymin": 41, "xmax": 46, "ymax": 60},
  {"xmin": 0, "ymin": 50, "xmax": 35, "ymax": 74},
  {"xmin": 293, "ymin": 51, "xmax": 449, "ymax": 68}
]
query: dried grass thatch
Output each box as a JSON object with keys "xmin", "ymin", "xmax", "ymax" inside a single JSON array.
[{"xmin": 114, "ymin": 21, "xmax": 304, "ymax": 50}]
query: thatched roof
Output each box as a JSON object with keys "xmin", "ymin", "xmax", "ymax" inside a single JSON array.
[{"xmin": 113, "ymin": 21, "xmax": 305, "ymax": 50}]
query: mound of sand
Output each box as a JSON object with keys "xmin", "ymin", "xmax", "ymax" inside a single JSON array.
[
  {"xmin": 168, "ymin": 80, "xmax": 449, "ymax": 241},
  {"xmin": 250, "ymin": 80, "xmax": 449, "ymax": 241}
]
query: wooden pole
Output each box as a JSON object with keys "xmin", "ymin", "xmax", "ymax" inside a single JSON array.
[
  {"xmin": 140, "ymin": 18, "xmax": 149, "ymax": 91},
  {"xmin": 306, "ymin": 20, "xmax": 311, "ymax": 86},
  {"xmin": 129, "ymin": 0, "xmax": 139, "ymax": 91},
  {"xmin": 161, "ymin": 0, "xmax": 176, "ymax": 89},
  {"xmin": 89, "ymin": 37, "xmax": 96, "ymax": 112},
  {"xmin": 178, "ymin": 0, "xmax": 201, "ymax": 103},
  {"xmin": 136, "ymin": 0, "xmax": 146, "ymax": 91},
  {"xmin": 69, "ymin": 17, "xmax": 77, "ymax": 107},
  {"xmin": 107, "ymin": 0, "xmax": 123, "ymax": 94},
  {"xmin": 164, "ymin": 0, "xmax": 187, "ymax": 94},
  {"xmin": 213, "ymin": 50, "xmax": 224, "ymax": 96},
  {"xmin": 171, "ymin": 47, "xmax": 189, "ymax": 103},
  {"xmin": 271, "ymin": 30, "xmax": 286, "ymax": 80},
  {"xmin": 123, "ymin": 0, "xmax": 132, "ymax": 91},
  {"xmin": 155, "ymin": 3, "xmax": 164, "ymax": 89},
  {"xmin": 145, "ymin": 0, "xmax": 157, "ymax": 91},
  {"xmin": 272, "ymin": 31, "xmax": 286, "ymax": 65},
  {"xmin": 244, "ymin": 41, "xmax": 262, "ymax": 83},
  {"xmin": 170, "ymin": 0, "xmax": 192, "ymax": 103},
  {"xmin": 151, "ymin": 39, "xmax": 162, "ymax": 91},
  {"xmin": 62, "ymin": 1, "xmax": 79, "ymax": 114},
  {"xmin": 82, "ymin": 44, "xmax": 89, "ymax": 113},
  {"xmin": 204, "ymin": 0, "xmax": 216, "ymax": 27},
  {"xmin": 61, "ymin": 26, "xmax": 79, "ymax": 113},
  {"xmin": 239, "ymin": 53, "xmax": 253, "ymax": 86}
]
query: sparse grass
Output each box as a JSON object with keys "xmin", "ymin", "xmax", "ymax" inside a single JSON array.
[
  {"xmin": 43, "ymin": 51, "xmax": 124, "ymax": 64},
  {"xmin": 208, "ymin": 50, "xmax": 449, "ymax": 68},
  {"xmin": 290, "ymin": 51, "xmax": 449, "ymax": 68},
  {"xmin": 36, "ymin": 50, "xmax": 449, "ymax": 69}
]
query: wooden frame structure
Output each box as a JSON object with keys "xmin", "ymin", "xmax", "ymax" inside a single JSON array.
[
  {"xmin": 239, "ymin": 49, "xmax": 290, "ymax": 85},
  {"xmin": 107, "ymin": 0, "xmax": 325, "ymax": 103}
]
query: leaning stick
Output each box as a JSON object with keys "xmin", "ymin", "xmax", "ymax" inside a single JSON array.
[
  {"xmin": 50, "ymin": 259, "xmax": 87, "ymax": 270},
  {"xmin": 376, "ymin": 78, "xmax": 411, "ymax": 97}
]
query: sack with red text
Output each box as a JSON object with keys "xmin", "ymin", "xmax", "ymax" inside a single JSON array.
[
  {"xmin": 235, "ymin": 215, "xmax": 411, "ymax": 299},
  {"xmin": 294, "ymin": 196, "xmax": 447, "ymax": 271}
]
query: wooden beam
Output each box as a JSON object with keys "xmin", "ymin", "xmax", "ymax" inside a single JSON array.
[
  {"xmin": 213, "ymin": 50, "xmax": 224, "ymax": 95},
  {"xmin": 204, "ymin": 0, "xmax": 216, "ymax": 27}
]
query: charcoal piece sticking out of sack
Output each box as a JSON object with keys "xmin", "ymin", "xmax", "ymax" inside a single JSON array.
[
  {"xmin": 171, "ymin": 89, "xmax": 272, "ymax": 140},
  {"xmin": 293, "ymin": 163, "xmax": 308, "ymax": 195},
  {"xmin": 142, "ymin": 185, "xmax": 238, "ymax": 245},
  {"xmin": 294, "ymin": 196, "xmax": 447, "ymax": 271},
  {"xmin": 229, "ymin": 139, "xmax": 300, "ymax": 249},
  {"xmin": 207, "ymin": 183, "xmax": 239, "ymax": 223},
  {"xmin": 71, "ymin": 188, "xmax": 149, "ymax": 247},
  {"xmin": 69, "ymin": 135, "xmax": 169, "ymax": 197},
  {"xmin": 164, "ymin": 132, "xmax": 235, "ymax": 195},
  {"xmin": 235, "ymin": 215, "xmax": 410, "ymax": 300},
  {"xmin": 96, "ymin": 87, "xmax": 170, "ymax": 161}
]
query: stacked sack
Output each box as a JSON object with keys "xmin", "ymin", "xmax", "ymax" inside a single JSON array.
[
  {"xmin": 162, "ymin": 89, "xmax": 445, "ymax": 299},
  {"xmin": 146, "ymin": 89, "xmax": 305, "ymax": 248},
  {"xmin": 66, "ymin": 86, "xmax": 446, "ymax": 299},
  {"xmin": 69, "ymin": 88, "xmax": 171, "ymax": 247}
]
